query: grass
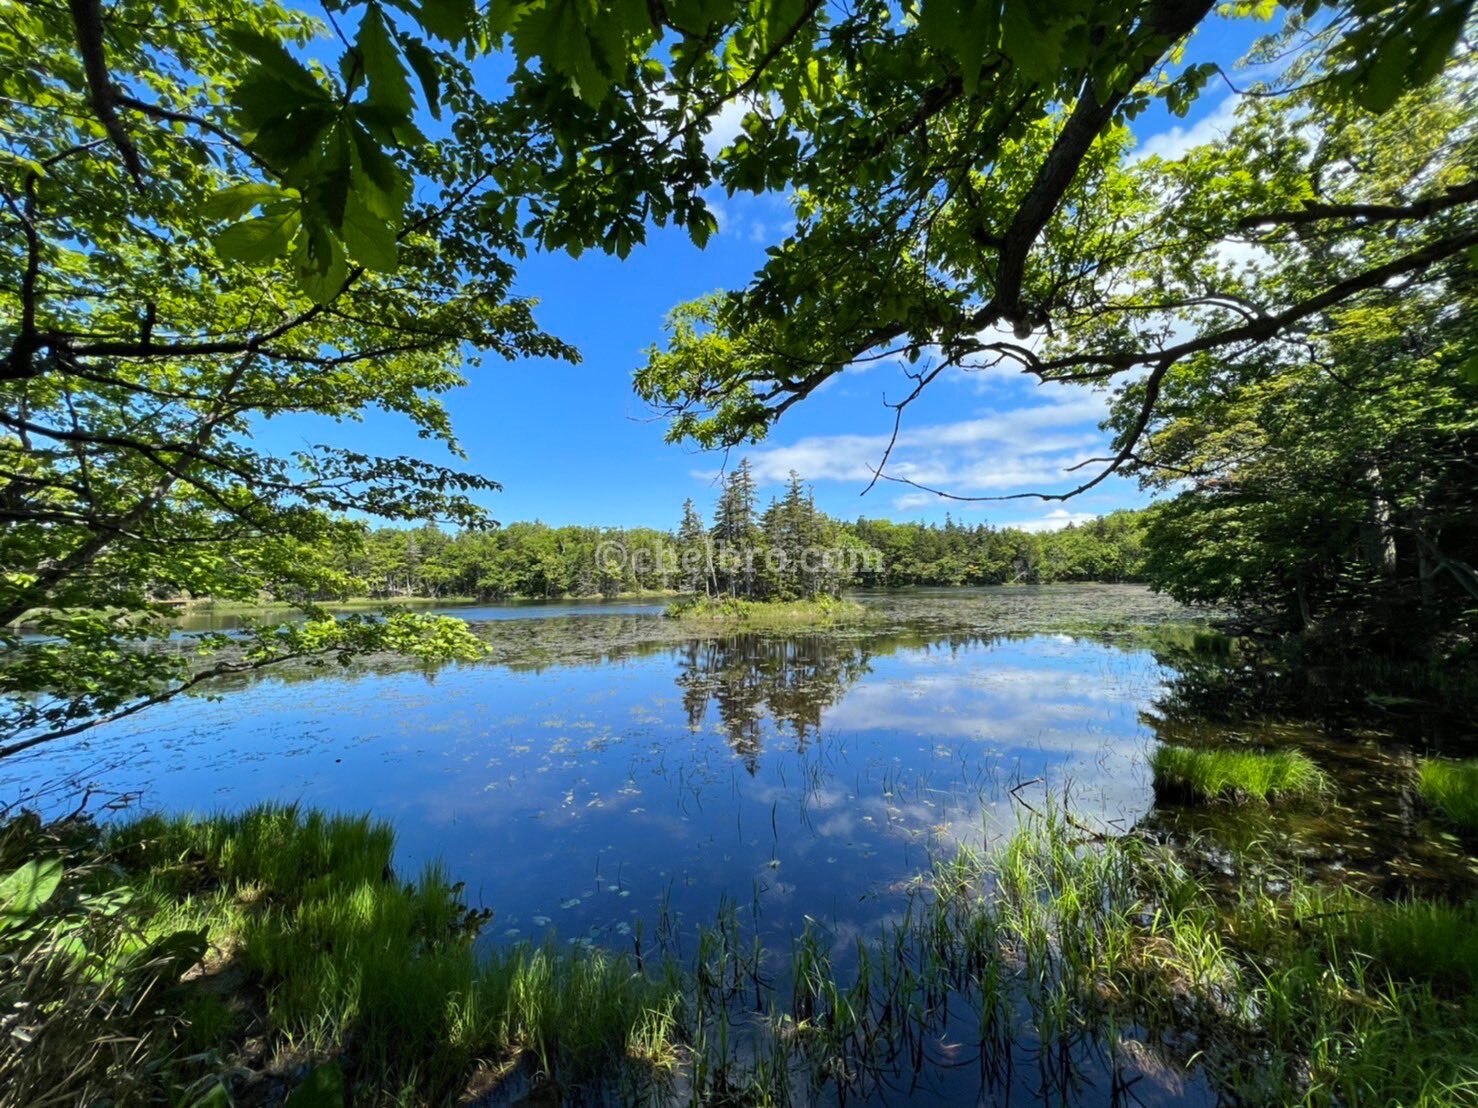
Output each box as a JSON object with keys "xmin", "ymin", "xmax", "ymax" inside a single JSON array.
[
  {"xmin": 1151, "ymin": 742, "xmax": 1330, "ymax": 804},
  {"xmin": 4, "ymin": 802, "xmax": 1476, "ymax": 1106},
  {"xmin": 1418, "ymin": 759, "xmax": 1478, "ymax": 831},
  {"xmin": 0, "ymin": 805, "xmax": 680, "ymax": 1106},
  {"xmin": 664, "ymin": 594, "xmax": 870, "ymax": 628}
]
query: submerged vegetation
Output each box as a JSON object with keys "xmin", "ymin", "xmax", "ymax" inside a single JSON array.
[
  {"xmin": 1419, "ymin": 759, "xmax": 1478, "ymax": 832},
  {"xmin": 1150, "ymin": 744, "xmax": 1331, "ymax": 805},
  {"xmin": 4, "ymin": 802, "xmax": 1476, "ymax": 1105}
]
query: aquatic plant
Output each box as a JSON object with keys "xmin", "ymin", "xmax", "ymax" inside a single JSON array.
[
  {"xmin": 1150, "ymin": 743, "xmax": 1330, "ymax": 804},
  {"xmin": 1, "ymin": 806, "xmax": 680, "ymax": 1106},
  {"xmin": 4, "ymin": 802, "xmax": 1477, "ymax": 1106},
  {"xmin": 664, "ymin": 594, "xmax": 869, "ymax": 628},
  {"xmin": 1418, "ymin": 759, "xmax": 1478, "ymax": 831}
]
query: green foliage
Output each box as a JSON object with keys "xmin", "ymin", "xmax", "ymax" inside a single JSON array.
[
  {"xmin": 0, "ymin": 0, "xmax": 573, "ymax": 754},
  {"xmin": 235, "ymin": 497, "xmax": 1148, "ymax": 604},
  {"xmin": 1418, "ymin": 759, "xmax": 1478, "ymax": 831},
  {"xmin": 1, "ymin": 805, "xmax": 680, "ymax": 1105},
  {"xmin": 162, "ymin": 0, "xmax": 1463, "ymax": 305},
  {"xmin": 1150, "ymin": 743, "xmax": 1330, "ymax": 803},
  {"xmin": 1106, "ymin": 66, "xmax": 1478, "ymax": 648},
  {"xmin": 635, "ymin": 10, "xmax": 1474, "ymax": 457},
  {"xmin": 664, "ymin": 594, "xmax": 868, "ymax": 627},
  {"xmin": 850, "ymin": 510, "xmax": 1147, "ymax": 587}
]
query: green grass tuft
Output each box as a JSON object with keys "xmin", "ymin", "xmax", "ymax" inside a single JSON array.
[
  {"xmin": 1417, "ymin": 759, "xmax": 1478, "ymax": 831},
  {"xmin": 7, "ymin": 801, "xmax": 1477, "ymax": 1106},
  {"xmin": 664, "ymin": 594, "xmax": 869, "ymax": 628},
  {"xmin": 0, "ymin": 806, "xmax": 680, "ymax": 1106},
  {"xmin": 1150, "ymin": 743, "xmax": 1329, "ymax": 804}
]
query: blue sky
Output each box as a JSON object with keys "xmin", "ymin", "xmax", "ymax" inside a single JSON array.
[{"xmin": 256, "ymin": 12, "xmax": 1273, "ymax": 533}]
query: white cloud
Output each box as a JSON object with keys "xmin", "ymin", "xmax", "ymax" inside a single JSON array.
[
  {"xmin": 1131, "ymin": 94, "xmax": 1240, "ymax": 163},
  {"xmin": 892, "ymin": 492, "xmax": 937, "ymax": 512},
  {"xmin": 702, "ymin": 97, "xmax": 756, "ymax": 158},
  {"xmin": 738, "ymin": 387, "xmax": 1121, "ymax": 504},
  {"xmin": 1014, "ymin": 509, "xmax": 1100, "ymax": 533}
]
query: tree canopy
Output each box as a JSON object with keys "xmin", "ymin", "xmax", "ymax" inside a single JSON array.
[
  {"xmin": 634, "ymin": 4, "xmax": 1476, "ymax": 499},
  {"xmin": 0, "ymin": 0, "xmax": 575, "ymax": 753}
]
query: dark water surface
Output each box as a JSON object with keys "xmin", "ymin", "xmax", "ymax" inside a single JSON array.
[{"xmin": 4, "ymin": 585, "xmax": 1474, "ymax": 1105}]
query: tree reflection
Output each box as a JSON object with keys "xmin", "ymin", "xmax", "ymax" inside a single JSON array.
[{"xmin": 671, "ymin": 635, "xmax": 874, "ymax": 770}]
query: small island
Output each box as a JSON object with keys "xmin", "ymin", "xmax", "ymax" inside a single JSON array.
[
  {"xmin": 665, "ymin": 593, "xmax": 870, "ymax": 628},
  {"xmin": 656, "ymin": 463, "xmax": 876, "ymax": 627}
]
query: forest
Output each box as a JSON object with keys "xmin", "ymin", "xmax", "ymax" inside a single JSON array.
[{"xmin": 307, "ymin": 468, "xmax": 1149, "ymax": 602}]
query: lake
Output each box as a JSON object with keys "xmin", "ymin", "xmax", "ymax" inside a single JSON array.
[{"xmin": 3, "ymin": 585, "xmax": 1473, "ymax": 1104}]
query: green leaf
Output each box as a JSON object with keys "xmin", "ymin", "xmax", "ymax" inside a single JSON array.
[
  {"xmin": 341, "ymin": 189, "xmax": 398, "ymax": 271},
  {"xmin": 283, "ymin": 1062, "xmax": 344, "ymax": 1108},
  {"xmin": 358, "ymin": 9, "xmax": 415, "ymax": 122},
  {"xmin": 188, "ymin": 1084, "xmax": 231, "ymax": 1108},
  {"xmin": 225, "ymin": 28, "xmax": 326, "ymax": 99},
  {"xmin": 347, "ymin": 117, "xmax": 408, "ymax": 217},
  {"xmin": 924, "ymin": 0, "xmax": 1001, "ymax": 94},
  {"xmin": 201, "ymin": 183, "xmax": 290, "ymax": 222},
  {"xmin": 1357, "ymin": 37, "xmax": 1411, "ymax": 114},
  {"xmin": 417, "ymin": 0, "xmax": 478, "ymax": 45},
  {"xmin": 686, "ymin": 206, "xmax": 719, "ymax": 249},
  {"xmin": 402, "ymin": 38, "xmax": 442, "ymax": 120},
  {"xmin": 0, "ymin": 858, "xmax": 62, "ymax": 931},
  {"xmin": 1001, "ymin": 4, "xmax": 1063, "ymax": 85},
  {"xmin": 1406, "ymin": 2, "xmax": 1467, "ymax": 89},
  {"xmin": 0, "ymin": 148, "xmax": 45, "ymax": 177},
  {"xmin": 294, "ymin": 219, "xmax": 350, "ymax": 303},
  {"xmin": 213, "ymin": 210, "xmax": 301, "ymax": 264},
  {"xmin": 510, "ymin": 0, "xmax": 640, "ymax": 104},
  {"xmin": 314, "ymin": 126, "xmax": 354, "ymax": 229},
  {"xmin": 249, "ymin": 101, "xmax": 337, "ymax": 169}
]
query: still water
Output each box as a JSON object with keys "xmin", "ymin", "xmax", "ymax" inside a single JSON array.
[
  {"xmin": 3, "ymin": 586, "xmax": 1473, "ymax": 1104},
  {"xmin": 3, "ymin": 588, "xmax": 1179, "ymax": 955}
]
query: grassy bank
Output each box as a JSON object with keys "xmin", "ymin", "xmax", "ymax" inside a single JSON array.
[
  {"xmin": 3, "ymin": 804, "xmax": 1474, "ymax": 1105},
  {"xmin": 1419, "ymin": 758, "xmax": 1478, "ymax": 831},
  {"xmin": 664, "ymin": 594, "xmax": 870, "ymax": 628},
  {"xmin": 1151, "ymin": 743, "xmax": 1330, "ymax": 804},
  {"xmin": 0, "ymin": 806, "xmax": 679, "ymax": 1106}
]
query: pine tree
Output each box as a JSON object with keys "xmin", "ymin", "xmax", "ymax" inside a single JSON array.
[
  {"xmin": 676, "ymin": 498, "xmax": 713, "ymax": 595},
  {"xmin": 711, "ymin": 459, "xmax": 760, "ymax": 595}
]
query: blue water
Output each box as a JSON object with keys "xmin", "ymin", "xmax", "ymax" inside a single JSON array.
[{"xmin": 0, "ymin": 612, "xmax": 1168, "ymax": 955}]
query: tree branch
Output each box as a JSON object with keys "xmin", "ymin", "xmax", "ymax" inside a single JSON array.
[{"xmin": 68, "ymin": 0, "xmax": 144, "ymax": 183}]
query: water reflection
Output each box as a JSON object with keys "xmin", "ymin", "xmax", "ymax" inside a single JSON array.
[
  {"xmin": 672, "ymin": 635, "xmax": 875, "ymax": 769},
  {"xmin": 1135, "ymin": 631, "xmax": 1478, "ymax": 898},
  {"xmin": 0, "ymin": 610, "xmax": 1171, "ymax": 958},
  {"xmin": 8, "ymin": 590, "xmax": 1474, "ymax": 1104}
]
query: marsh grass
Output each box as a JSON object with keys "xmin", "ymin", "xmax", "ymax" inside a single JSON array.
[
  {"xmin": 670, "ymin": 805, "xmax": 1477, "ymax": 1106},
  {"xmin": 4, "ymin": 803, "xmax": 1476, "ymax": 1106},
  {"xmin": 1151, "ymin": 743, "xmax": 1330, "ymax": 804},
  {"xmin": 1418, "ymin": 759, "xmax": 1478, "ymax": 831},
  {"xmin": 1, "ymin": 805, "xmax": 681, "ymax": 1107},
  {"xmin": 664, "ymin": 594, "xmax": 869, "ymax": 628}
]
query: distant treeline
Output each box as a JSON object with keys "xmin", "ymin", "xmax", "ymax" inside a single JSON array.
[{"xmin": 301, "ymin": 472, "xmax": 1147, "ymax": 601}]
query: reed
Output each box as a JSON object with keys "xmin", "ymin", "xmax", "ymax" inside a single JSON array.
[
  {"xmin": 1150, "ymin": 743, "xmax": 1330, "ymax": 803},
  {"xmin": 1417, "ymin": 759, "xmax": 1478, "ymax": 831}
]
